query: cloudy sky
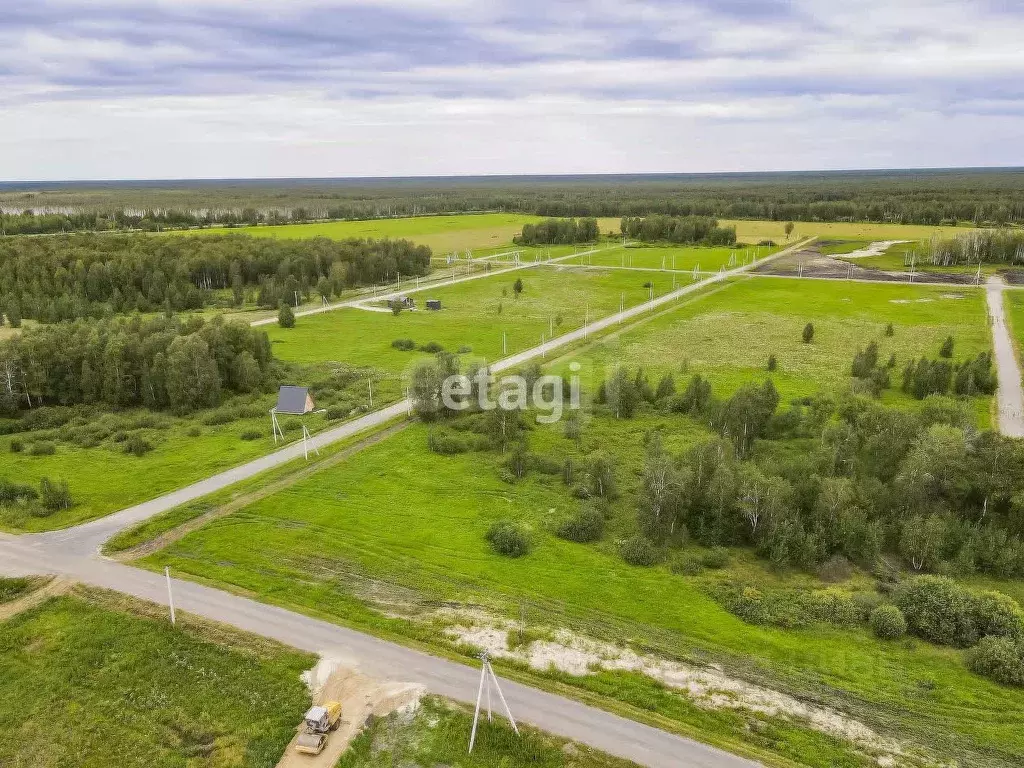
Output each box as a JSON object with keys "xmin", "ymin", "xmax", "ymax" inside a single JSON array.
[{"xmin": 2, "ymin": 0, "xmax": 1023, "ymax": 180}]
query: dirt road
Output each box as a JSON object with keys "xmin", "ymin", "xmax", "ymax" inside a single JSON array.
[{"xmin": 986, "ymin": 276, "xmax": 1024, "ymax": 437}]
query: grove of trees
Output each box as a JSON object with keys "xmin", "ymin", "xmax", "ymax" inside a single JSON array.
[
  {"xmin": 514, "ymin": 217, "xmax": 599, "ymax": 245},
  {"xmin": 0, "ymin": 234, "xmax": 431, "ymax": 323},
  {"xmin": 0, "ymin": 314, "xmax": 274, "ymax": 414},
  {"xmin": 620, "ymin": 215, "xmax": 736, "ymax": 245}
]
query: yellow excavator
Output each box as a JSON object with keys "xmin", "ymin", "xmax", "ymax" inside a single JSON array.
[{"xmin": 294, "ymin": 701, "xmax": 343, "ymax": 756}]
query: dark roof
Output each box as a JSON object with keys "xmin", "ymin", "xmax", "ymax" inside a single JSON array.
[{"xmin": 275, "ymin": 386, "xmax": 313, "ymax": 415}]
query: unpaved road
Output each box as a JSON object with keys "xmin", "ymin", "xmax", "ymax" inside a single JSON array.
[{"xmin": 986, "ymin": 276, "xmax": 1024, "ymax": 437}]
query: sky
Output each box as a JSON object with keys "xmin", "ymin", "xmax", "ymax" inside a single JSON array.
[{"xmin": 2, "ymin": 0, "xmax": 1023, "ymax": 181}]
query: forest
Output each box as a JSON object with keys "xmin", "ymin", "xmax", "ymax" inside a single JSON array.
[
  {"xmin": 928, "ymin": 230, "xmax": 1024, "ymax": 265},
  {"xmin": 513, "ymin": 217, "xmax": 599, "ymax": 245},
  {"xmin": 0, "ymin": 234, "xmax": 431, "ymax": 323},
  {"xmin": 3, "ymin": 168, "xmax": 1024, "ymax": 234},
  {"xmin": 0, "ymin": 315, "xmax": 274, "ymax": 413}
]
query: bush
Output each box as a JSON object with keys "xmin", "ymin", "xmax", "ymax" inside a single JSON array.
[
  {"xmin": 122, "ymin": 434, "xmax": 153, "ymax": 456},
  {"xmin": 966, "ymin": 636, "xmax": 1024, "ymax": 686},
  {"xmin": 9, "ymin": 439, "xmax": 23, "ymax": 453},
  {"xmin": 730, "ymin": 587, "xmax": 768, "ymax": 624},
  {"xmin": 391, "ymin": 338, "xmax": 416, "ymax": 351},
  {"xmin": 278, "ymin": 302, "xmax": 295, "ymax": 328},
  {"xmin": 185, "ymin": 426, "xmax": 202, "ymax": 437},
  {"xmin": 457, "ymin": 345, "xmax": 472, "ymax": 354},
  {"xmin": 973, "ymin": 591, "xmax": 1024, "ymax": 640},
  {"xmin": 427, "ymin": 429, "xmax": 468, "ymax": 455},
  {"xmin": 870, "ymin": 605, "xmax": 908, "ymax": 640},
  {"xmin": 893, "ymin": 576, "xmax": 978, "ymax": 647},
  {"xmin": 418, "ymin": 341, "xmax": 444, "ymax": 353},
  {"xmin": 701, "ymin": 547, "xmax": 730, "ymax": 569},
  {"xmin": 325, "ymin": 406, "xmax": 350, "ymax": 421},
  {"xmin": 239, "ymin": 429, "xmax": 263, "ymax": 441},
  {"xmin": 670, "ymin": 555, "xmax": 704, "ymax": 576},
  {"xmin": 29, "ymin": 442, "xmax": 56, "ymax": 456},
  {"xmin": 486, "ymin": 520, "xmax": 531, "ymax": 557},
  {"xmin": 767, "ymin": 354, "xmax": 778, "ymax": 372},
  {"xmin": 817, "ymin": 554, "xmax": 853, "ymax": 583},
  {"xmin": 939, "ymin": 335, "xmax": 954, "ymax": 358},
  {"xmin": 802, "ymin": 322, "xmax": 814, "ymax": 343},
  {"xmin": 806, "ymin": 589, "xmax": 862, "ymax": 627},
  {"xmin": 39, "ymin": 477, "xmax": 72, "ymax": 512},
  {"xmin": 557, "ymin": 507, "xmax": 605, "ymax": 543},
  {"xmin": 619, "ymin": 535, "xmax": 661, "ymax": 567}
]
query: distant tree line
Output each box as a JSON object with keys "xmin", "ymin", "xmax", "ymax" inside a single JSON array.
[
  {"xmin": 0, "ymin": 315, "xmax": 273, "ymax": 414},
  {"xmin": 5, "ymin": 169, "xmax": 1023, "ymax": 234},
  {"xmin": 514, "ymin": 218, "xmax": 599, "ymax": 245},
  {"xmin": 927, "ymin": 231, "xmax": 1024, "ymax": 266},
  {"xmin": 620, "ymin": 215, "xmax": 736, "ymax": 245},
  {"xmin": 0, "ymin": 234, "xmax": 431, "ymax": 323}
]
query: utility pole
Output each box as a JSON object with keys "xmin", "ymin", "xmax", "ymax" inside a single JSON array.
[{"xmin": 368, "ymin": 379, "xmax": 373, "ymax": 408}]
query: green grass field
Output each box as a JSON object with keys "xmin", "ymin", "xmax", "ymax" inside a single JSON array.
[
  {"xmin": 555, "ymin": 276, "xmax": 992, "ymax": 416},
  {"xmin": 722, "ymin": 219, "xmax": 981, "ymax": 244},
  {"xmin": 835, "ymin": 240, "xmax": 1005, "ymax": 276},
  {"xmin": 0, "ymin": 589, "xmax": 312, "ymax": 768},
  {"xmin": 340, "ymin": 696, "xmax": 636, "ymax": 768},
  {"xmin": 136, "ymin": 275, "xmax": 1005, "ymax": 766},
  {"xmin": 175, "ymin": 213, "xmax": 543, "ymax": 254},
  {"xmin": 562, "ymin": 244, "xmax": 777, "ymax": 272},
  {"xmin": 0, "ymin": 371, "xmax": 404, "ymax": 532},
  {"xmin": 265, "ymin": 261, "xmax": 677, "ymax": 369}
]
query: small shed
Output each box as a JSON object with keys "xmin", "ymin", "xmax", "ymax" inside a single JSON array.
[
  {"xmin": 275, "ymin": 385, "xmax": 315, "ymax": 415},
  {"xmin": 426, "ymin": 299, "xmax": 442, "ymax": 311}
]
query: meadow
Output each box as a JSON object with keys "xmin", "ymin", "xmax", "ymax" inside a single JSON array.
[
  {"xmin": 0, "ymin": 369, "xmax": 404, "ymax": 532},
  {"xmin": 555, "ymin": 276, "xmax": 992, "ymax": 417},
  {"xmin": 177, "ymin": 213, "xmax": 544, "ymax": 254},
  {"xmin": 340, "ymin": 696, "xmax": 636, "ymax": 768},
  {"xmin": 0, "ymin": 588, "xmax": 312, "ymax": 768},
  {"xmin": 561, "ymin": 244, "xmax": 778, "ymax": 272},
  {"xmin": 833, "ymin": 240, "xmax": 1005, "ymax": 276},
  {"xmin": 265, "ymin": 258, "xmax": 677, "ymax": 370},
  {"xmin": 136, "ymin": 277, "xmax": 1006, "ymax": 767},
  {"xmin": 722, "ymin": 219, "xmax": 980, "ymax": 244}
]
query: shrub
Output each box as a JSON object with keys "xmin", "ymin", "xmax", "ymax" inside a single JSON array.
[
  {"xmin": 457, "ymin": 345, "xmax": 472, "ymax": 354},
  {"xmin": 973, "ymin": 591, "xmax": 1024, "ymax": 640},
  {"xmin": 278, "ymin": 302, "xmax": 295, "ymax": 328},
  {"xmin": 202, "ymin": 409, "xmax": 238, "ymax": 426},
  {"xmin": 701, "ymin": 547, "xmax": 730, "ymax": 569},
  {"xmin": 966, "ymin": 636, "xmax": 1024, "ymax": 686},
  {"xmin": 391, "ymin": 338, "xmax": 416, "ymax": 351},
  {"xmin": 806, "ymin": 589, "xmax": 862, "ymax": 627},
  {"xmin": 122, "ymin": 434, "xmax": 153, "ymax": 456},
  {"xmin": 893, "ymin": 576, "xmax": 978, "ymax": 647},
  {"xmin": 817, "ymin": 554, "xmax": 853, "ymax": 583},
  {"xmin": 486, "ymin": 520, "xmax": 531, "ymax": 557},
  {"xmin": 730, "ymin": 587, "xmax": 768, "ymax": 624},
  {"xmin": 29, "ymin": 442, "xmax": 56, "ymax": 456},
  {"xmin": 619, "ymin": 535, "xmax": 660, "ymax": 566},
  {"xmin": 885, "ymin": 323, "xmax": 895, "ymax": 337},
  {"xmin": 39, "ymin": 477, "xmax": 73, "ymax": 511},
  {"xmin": 418, "ymin": 341, "xmax": 444, "ymax": 353},
  {"xmin": 9, "ymin": 439, "xmax": 23, "ymax": 453},
  {"xmin": 939, "ymin": 335, "xmax": 954, "ymax": 358},
  {"xmin": 670, "ymin": 555, "xmax": 704, "ymax": 576},
  {"xmin": 557, "ymin": 507, "xmax": 605, "ymax": 543},
  {"xmin": 185, "ymin": 426, "xmax": 202, "ymax": 437},
  {"xmin": 870, "ymin": 605, "xmax": 908, "ymax": 640},
  {"xmin": 766, "ymin": 354, "xmax": 778, "ymax": 372},
  {"xmin": 0, "ymin": 480, "xmax": 37, "ymax": 504},
  {"xmin": 802, "ymin": 322, "xmax": 814, "ymax": 343},
  {"xmin": 239, "ymin": 429, "xmax": 263, "ymax": 441},
  {"xmin": 325, "ymin": 406, "xmax": 350, "ymax": 421},
  {"xmin": 427, "ymin": 429, "xmax": 468, "ymax": 455}
]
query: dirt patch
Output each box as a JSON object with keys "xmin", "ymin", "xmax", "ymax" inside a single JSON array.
[
  {"xmin": 438, "ymin": 611, "xmax": 932, "ymax": 767},
  {"xmin": 275, "ymin": 657, "xmax": 423, "ymax": 768},
  {"xmin": 116, "ymin": 421, "xmax": 410, "ymax": 561},
  {"xmin": 0, "ymin": 577, "xmax": 71, "ymax": 622},
  {"xmin": 755, "ymin": 243, "xmax": 973, "ymax": 285}
]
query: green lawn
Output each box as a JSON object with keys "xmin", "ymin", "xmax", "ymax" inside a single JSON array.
[
  {"xmin": 562, "ymin": 244, "xmax": 777, "ymax": 272},
  {"xmin": 0, "ymin": 590, "xmax": 312, "ymax": 768},
  {"xmin": 175, "ymin": 213, "xmax": 542, "ymax": 254},
  {"xmin": 265, "ymin": 262, "xmax": 677, "ymax": 369}
]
